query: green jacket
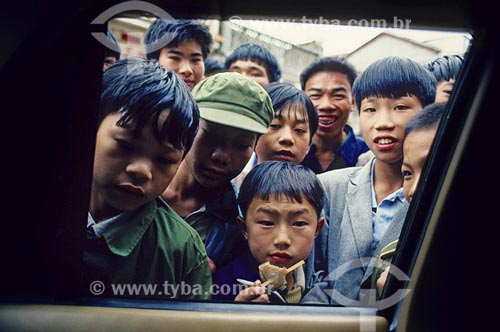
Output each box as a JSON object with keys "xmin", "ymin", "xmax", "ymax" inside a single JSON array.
[{"xmin": 84, "ymin": 198, "xmax": 212, "ymax": 300}]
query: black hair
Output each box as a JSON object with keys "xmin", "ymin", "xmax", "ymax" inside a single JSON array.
[
  {"xmin": 104, "ymin": 29, "xmax": 120, "ymax": 60},
  {"xmin": 426, "ymin": 55, "xmax": 464, "ymax": 82},
  {"xmin": 98, "ymin": 57, "xmax": 199, "ymax": 152},
  {"xmin": 224, "ymin": 43, "xmax": 282, "ymax": 83},
  {"xmin": 238, "ymin": 161, "xmax": 325, "ymax": 218},
  {"xmin": 300, "ymin": 56, "xmax": 358, "ymax": 90},
  {"xmin": 144, "ymin": 19, "xmax": 213, "ymax": 61},
  {"xmin": 405, "ymin": 102, "xmax": 446, "ymax": 135},
  {"xmin": 265, "ymin": 82, "xmax": 318, "ymax": 140},
  {"xmin": 352, "ymin": 56, "xmax": 437, "ymax": 109},
  {"xmin": 204, "ymin": 57, "xmax": 224, "ymax": 76}
]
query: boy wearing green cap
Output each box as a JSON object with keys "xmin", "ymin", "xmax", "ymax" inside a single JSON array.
[{"xmin": 161, "ymin": 72, "xmax": 274, "ymax": 274}]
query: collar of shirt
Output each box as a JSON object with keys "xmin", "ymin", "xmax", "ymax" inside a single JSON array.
[
  {"xmin": 369, "ymin": 160, "xmax": 405, "ymax": 256},
  {"xmin": 86, "ymin": 200, "xmax": 157, "ymax": 256},
  {"xmin": 87, "ymin": 211, "xmax": 128, "ymax": 238}
]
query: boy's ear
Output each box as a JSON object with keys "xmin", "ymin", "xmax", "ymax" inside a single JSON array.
[
  {"xmin": 350, "ymin": 96, "xmax": 356, "ymax": 111},
  {"xmin": 237, "ymin": 215, "xmax": 248, "ymax": 240},
  {"xmin": 314, "ymin": 217, "xmax": 325, "ymax": 238}
]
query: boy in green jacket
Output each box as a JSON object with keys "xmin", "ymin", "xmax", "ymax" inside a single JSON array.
[{"xmin": 84, "ymin": 57, "xmax": 211, "ymax": 300}]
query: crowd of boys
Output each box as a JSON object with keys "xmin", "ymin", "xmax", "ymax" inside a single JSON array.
[{"xmin": 87, "ymin": 18, "xmax": 463, "ymax": 303}]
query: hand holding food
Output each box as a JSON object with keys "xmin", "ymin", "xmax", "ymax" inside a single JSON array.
[{"xmin": 234, "ymin": 279, "xmax": 269, "ymax": 303}]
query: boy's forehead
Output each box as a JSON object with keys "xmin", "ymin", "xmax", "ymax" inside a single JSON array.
[
  {"xmin": 249, "ymin": 195, "xmax": 319, "ymax": 216},
  {"xmin": 276, "ymin": 104, "xmax": 308, "ymax": 121},
  {"xmin": 361, "ymin": 94, "xmax": 420, "ymax": 103},
  {"xmin": 252, "ymin": 193, "xmax": 311, "ymax": 207},
  {"xmin": 165, "ymin": 39, "xmax": 203, "ymax": 53},
  {"xmin": 307, "ymin": 71, "xmax": 350, "ymax": 84},
  {"xmin": 231, "ymin": 57, "xmax": 267, "ymax": 68},
  {"xmin": 404, "ymin": 126, "xmax": 437, "ymax": 146}
]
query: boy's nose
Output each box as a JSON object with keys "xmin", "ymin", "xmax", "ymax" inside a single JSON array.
[
  {"xmin": 178, "ymin": 60, "xmax": 193, "ymax": 76},
  {"xmin": 126, "ymin": 159, "xmax": 153, "ymax": 182},
  {"xmin": 211, "ymin": 147, "xmax": 231, "ymax": 166},
  {"xmin": 278, "ymin": 127, "xmax": 294, "ymax": 146},
  {"xmin": 273, "ymin": 225, "xmax": 291, "ymax": 248},
  {"xmin": 374, "ymin": 109, "xmax": 395, "ymax": 129},
  {"xmin": 315, "ymin": 96, "xmax": 334, "ymax": 111}
]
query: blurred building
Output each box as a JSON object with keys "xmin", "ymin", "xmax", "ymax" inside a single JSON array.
[
  {"xmin": 344, "ymin": 32, "xmax": 440, "ymax": 72},
  {"xmin": 108, "ymin": 17, "xmax": 152, "ymax": 59}
]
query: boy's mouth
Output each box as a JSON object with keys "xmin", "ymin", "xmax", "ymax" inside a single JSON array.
[
  {"xmin": 374, "ymin": 136, "xmax": 398, "ymax": 150},
  {"xmin": 318, "ymin": 115, "xmax": 338, "ymax": 128},
  {"xmin": 269, "ymin": 252, "xmax": 292, "ymax": 264},
  {"xmin": 183, "ymin": 79, "xmax": 195, "ymax": 88},
  {"xmin": 274, "ymin": 150, "xmax": 295, "ymax": 161},
  {"xmin": 118, "ymin": 183, "xmax": 145, "ymax": 196}
]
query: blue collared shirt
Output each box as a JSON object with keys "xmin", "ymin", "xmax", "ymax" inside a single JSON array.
[
  {"xmin": 87, "ymin": 211, "xmax": 130, "ymax": 238},
  {"xmin": 301, "ymin": 124, "xmax": 369, "ymax": 174},
  {"xmin": 369, "ymin": 161, "xmax": 406, "ymax": 256}
]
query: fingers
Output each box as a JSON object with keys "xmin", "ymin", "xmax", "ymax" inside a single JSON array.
[
  {"xmin": 207, "ymin": 257, "xmax": 216, "ymax": 274},
  {"xmin": 376, "ymin": 266, "xmax": 390, "ymax": 295},
  {"xmin": 235, "ymin": 280, "xmax": 270, "ymax": 303}
]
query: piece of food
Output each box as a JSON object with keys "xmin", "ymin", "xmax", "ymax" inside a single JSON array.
[
  {"xmin": 258, "ymin": 260, "xmax": 305, "ymax": 290},
  {"xmin": 259, "ymin": 262, "xmax": 288, "ymax": 290}
]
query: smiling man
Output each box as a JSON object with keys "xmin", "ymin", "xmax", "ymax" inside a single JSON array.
[{"xmin": 300, "ymin": 56, "xmax": 369, "ymax": 174}]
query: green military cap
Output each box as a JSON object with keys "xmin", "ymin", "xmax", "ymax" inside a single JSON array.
[{"xmin": 192, "ymin": 72, "xmax": 274, "ymax": 134}]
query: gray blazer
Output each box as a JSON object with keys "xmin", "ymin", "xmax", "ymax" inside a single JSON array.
[{"xmin": 302, "ymin": 158, "xmax": 409, "ymax": 305}]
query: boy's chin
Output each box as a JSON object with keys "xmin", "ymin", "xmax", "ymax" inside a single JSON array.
[{"xmin": 109, "ymin": 197, "xmax": 149, "ymax": 213}]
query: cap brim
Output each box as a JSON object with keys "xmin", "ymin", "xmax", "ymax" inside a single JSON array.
[{"xmin": 199, "ymin": 108, "xmax": 268, "ymax": 134}]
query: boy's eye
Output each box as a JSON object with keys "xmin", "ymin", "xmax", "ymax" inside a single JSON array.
[
  {"xmin": 201, "ymin": 130, "xmax": 220, "ymax": 145},
  {"xmin": 293, "ymin": 221, "xmax": 309, "ymax": 227},
  {"xmin": 362, "ymin": 107, "xmax": 376, "ymax": 113},
  {"xmin": 168, "ymin": 56, "xmax": 180, "ymax": 61},
  {"xmin": 157, "ymin": 156, "xmax": 176, "ymax": 166},
  {"xmin": 402, "ymin": 170, "xmax": 413, "ymax": 178},
  {"xmin": 115, "ymin": 138, "xmax": 133, "ymax": 152},
  {"xmin": 236, "ymin": 144, "xmax": 252, "ymax": 151},
  {"xmin": 257, "ymin": 220, "xmax": 274, "ymax": 227},
  {"xmin": 394, "ymin": 105, "xmax": 410, "ymax": 111},
  {"xmin": 294, "ymin": 127, "xmax": 307, "ymax": 134},
  {"xmin": 269, "ymin": 123, "xmax": 281, "ymax": 130}
]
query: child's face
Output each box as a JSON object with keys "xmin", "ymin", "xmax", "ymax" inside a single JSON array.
[
  {"xmin": 184, "ymin": 119, "xmax": 258, "ymax": 189},
  {"xmin": 255, "ymin": 105, "xmax": 311, "ymax": 164},
  {"xmin": 90, "ymin": 113, "xmax": 183, "ymax": 221},
  {"xmin": 227, "ymin": 60, "xmax": 270, "ymax": 87},
  {"xmin": 435, "ymin": 79, "xmax": 455, "ymax": 103},
  {"xmin": 304, "ymin": 71, "xmax": 354, "ymax": 141},
  {"xmin": 242, "ymin": 194, "xmax": 324, "ymax": 269},
  {"xmin": 359, "ymin": 96, "xmax": 422, "ymax": 164},
  {"xmin": 402, "ymin": 127, "xmax": 437, "ymax": 202},
  {"xmin": 158, "ymin": 39, "xmax": 205, "ymax": 90}
]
